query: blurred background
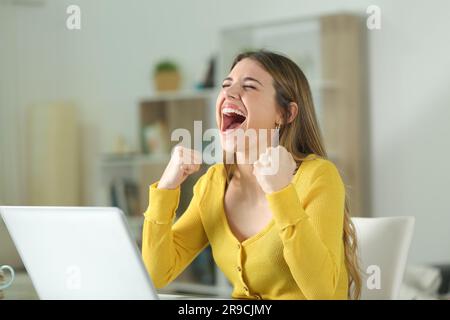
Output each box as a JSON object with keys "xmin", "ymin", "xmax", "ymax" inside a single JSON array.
[{"xmin": 1, "ymin": 0, "xmax": 449, "ymax": 299}]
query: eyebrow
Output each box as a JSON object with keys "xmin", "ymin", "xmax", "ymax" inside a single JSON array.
[{"xmin": 223, "ymin": 76, "xmax": 264, "ymax": 86}]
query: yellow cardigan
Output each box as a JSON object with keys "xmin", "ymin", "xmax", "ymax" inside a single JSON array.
[{"xmin": 142, "ymin": 154, "xmax": 349, "ymax": 300}]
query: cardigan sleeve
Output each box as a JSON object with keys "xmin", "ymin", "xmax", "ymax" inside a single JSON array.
[
  {"xmin": 265, "ymin": 160, "xmax": 346, "ymax": 299},
  {"xmin": 141, "ymin": 174, "xmax": 209, "ymax": 288}
]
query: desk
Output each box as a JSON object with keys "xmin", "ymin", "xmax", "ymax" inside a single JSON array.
[
  {"xmin": 2, "ymin": 271, "xmax": 225, "ymax": 300},
  {"xmin": 2, "ymin": 270, "xmax": 38, "ymax": 300}
]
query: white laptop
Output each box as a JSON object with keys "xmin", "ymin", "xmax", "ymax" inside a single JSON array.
[{"xmin": 0, "ymin": 206, "xmax": 160, "ymax": 300}]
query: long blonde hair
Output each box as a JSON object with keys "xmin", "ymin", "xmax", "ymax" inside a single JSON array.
[{"xmin": 222, "ymin": 50, "xmax": 361, "ymax": 299}]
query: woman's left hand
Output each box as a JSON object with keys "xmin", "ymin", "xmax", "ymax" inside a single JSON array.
[{"xmin": 253, "ymin": 145, "xmax": 297, "ymax": 194}]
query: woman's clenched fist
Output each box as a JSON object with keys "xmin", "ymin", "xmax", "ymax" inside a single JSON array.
[
  {"xmin": 157, "ymin": 146, "xmax": 202, "ymax": 190},
  {"xmin": 253, "ymin": 145, "xmax": 297, "ymax": 194}
]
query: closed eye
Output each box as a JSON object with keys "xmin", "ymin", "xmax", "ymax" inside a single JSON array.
[{"xmin": 221, "ymin": 84, "xmax": 257, "ymax": 90}]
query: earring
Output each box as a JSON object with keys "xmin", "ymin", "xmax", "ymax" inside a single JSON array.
[{"xmin": 273, "ymin": 123, "xmax": 281, "ymax": 146}]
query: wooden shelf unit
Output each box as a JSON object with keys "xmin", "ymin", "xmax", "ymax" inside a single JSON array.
[{"xmin": 320, "ymin": 14, "xmax": 370, "ymax": 217}]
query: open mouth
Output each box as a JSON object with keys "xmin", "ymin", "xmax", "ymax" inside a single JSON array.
[{"xmin": 221, "ymin": 107, "xmax": 247, "ymax": 132}]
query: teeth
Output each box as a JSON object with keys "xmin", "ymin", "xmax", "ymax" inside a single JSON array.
[{"xmin": 222, "ymin": 107, "xmax": 246, "ymax": 117}]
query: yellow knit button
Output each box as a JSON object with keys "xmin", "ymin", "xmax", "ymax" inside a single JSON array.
[
  {"xmin": 237, "ymin": 266, "xmax": 242, "ymax": 272},
  {"xmin": 244, "ymin": 286, "xmax": 249, "ymax": 292},
  {"xmin": 237, "ymin": 243, "xmax": 241, "ymax": 249}
]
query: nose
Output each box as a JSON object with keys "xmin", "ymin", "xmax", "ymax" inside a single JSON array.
[{"xmin": 224, "ymin": 83, "xmax": 240, "ymax": 100}]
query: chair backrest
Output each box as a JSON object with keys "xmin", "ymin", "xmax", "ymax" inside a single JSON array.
[{"xmin": 352, "ymin": 217, "xmax": 415, "ymax": 300}]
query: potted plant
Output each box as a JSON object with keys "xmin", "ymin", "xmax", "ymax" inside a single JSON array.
[{"xmin": 153, "ymin": 60, "xmax": 181, "ymax": 92}]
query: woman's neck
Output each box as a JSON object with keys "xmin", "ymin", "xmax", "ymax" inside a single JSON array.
[{"xmin": 232, "ymin": 151, "xmax": 265, "ymax": 195}]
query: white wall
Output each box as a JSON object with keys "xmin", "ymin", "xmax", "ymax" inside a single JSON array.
[
  {"xmin": 1, "ymin": 0, "xmax": 449, "ymax": 264},
  {"xmin": 367, "ymin": 1, "xmax": 450, "ymax": 264}
]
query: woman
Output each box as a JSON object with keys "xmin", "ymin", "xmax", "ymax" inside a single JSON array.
[{"xmin": 142, "ymin": 50, "xmax": 361, "ymax": 300}]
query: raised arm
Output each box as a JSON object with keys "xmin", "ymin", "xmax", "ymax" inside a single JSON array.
[
  {"xmin": 265, "ymin": 161, "xmax": 346, "ymax": 299},
  {"xmin": 141, "ymin": 146, "xmax": 208, "ymax": 288},
  {"xmin": 253, "ymin": 147, "xmax": 346, "ymax": 299}
]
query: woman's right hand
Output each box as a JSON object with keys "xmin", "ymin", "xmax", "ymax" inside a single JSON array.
[{"xmin": 157, "ymin": 146, "xmax": 202, "ymax": 190}]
